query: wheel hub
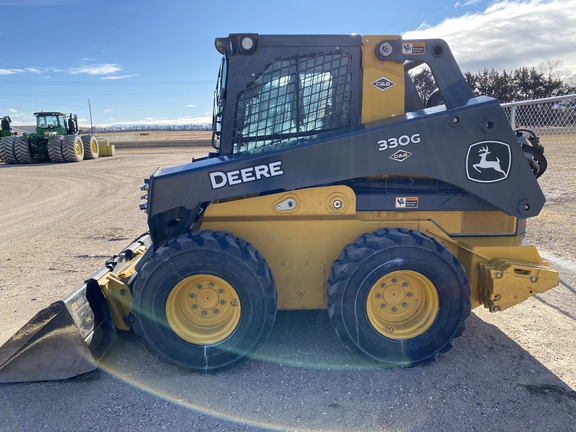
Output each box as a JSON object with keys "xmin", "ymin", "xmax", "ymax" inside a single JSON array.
[
  {"xmin": 366, "ymin": 270, "xmax": 439, "ymax": 340},
  {"xmin": 166, "ymin": 275, "xmax": 241, "ymax": 345}
]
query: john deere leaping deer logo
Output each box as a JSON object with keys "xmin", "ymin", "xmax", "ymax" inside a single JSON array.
[{"xmin": 466, "ymin": 141, "xmax": 511, "ymax": 183}]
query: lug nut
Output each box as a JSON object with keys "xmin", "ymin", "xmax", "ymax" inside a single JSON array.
[
  {"xmin": 213, "ymin": 309, "xmax": 219, "ymax": 314},
  {"xmin": 192, "ymin": 304, "xmax": 197, "ymax": 309},
  {"xmin": 201, "ymin": 311, "xmax": 207, "ymax": 316},
  {"xmin": 190, "ymin": 293, "xmax": 196, "ymax": 299},
  {"xmin": 376, "ymin": 293, "xmax": 382, "ymax": 299},
  {"xmin": 406, "ymin": 292, "xmax": 413, "ymax": 297},
  {"xmin": 402, "ymin": 302, "xmax": 408, "ymax": 308},
  {"xmin": 381, "ymin": 303, "xmax": 387, "ymax": 309}
]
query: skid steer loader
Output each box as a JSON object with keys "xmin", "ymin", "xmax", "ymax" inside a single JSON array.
[{"xmin": 0, "ymin": 34, "xmax": 559, "ymax": 383}]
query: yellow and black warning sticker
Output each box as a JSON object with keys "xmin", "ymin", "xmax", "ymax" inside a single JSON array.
[
  {"xmin": 395, "ymin": 197, "xmax": 419, "ymax": 208},
  {"xmin": 402, "ymin": 42, "xmax": 425, "ymax": 55}
]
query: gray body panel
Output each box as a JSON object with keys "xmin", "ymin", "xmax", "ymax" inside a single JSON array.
[{"xmin": 147, "ymin": 96, "xmax": 543, "ymax": 245}]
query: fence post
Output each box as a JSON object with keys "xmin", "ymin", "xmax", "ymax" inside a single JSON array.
[{"xmin": 510, "ymin": 104, "xmax": 517, "ymax": 130}]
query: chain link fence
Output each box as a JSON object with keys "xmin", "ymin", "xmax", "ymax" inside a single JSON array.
[{"xmin": 501, "ymin": 94, "xmax": 576, "ymax": 144}]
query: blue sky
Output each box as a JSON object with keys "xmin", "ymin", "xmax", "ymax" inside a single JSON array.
[{"xmin": 1, "ymin": 0, "xmax": 575, "ymax": 127}]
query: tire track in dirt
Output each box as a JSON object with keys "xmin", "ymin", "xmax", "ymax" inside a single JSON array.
[{"xmin": 0, "ymin": 148, "xmax": 209, "ymax": 345}]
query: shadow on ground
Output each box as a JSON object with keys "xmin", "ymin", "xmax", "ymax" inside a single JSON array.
[{"xmin": 1, "ymin": 306, "xmax": 575, "ymax": 432}]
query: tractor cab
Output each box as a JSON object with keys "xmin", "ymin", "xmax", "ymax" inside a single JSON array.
[{"xmin": 34, "ymin": 112, "xmax": 78, "ymax": 137}]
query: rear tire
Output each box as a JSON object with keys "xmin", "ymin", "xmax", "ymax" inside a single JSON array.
[
  {"xmin": 48, "ymin": 135, "xmax": 65, "ymax": 162},
  {"xmin": 14, "ymin": 136, "xmax": 34, "ymax": 163},
  {"xmin": 132, "ymin": 230, "xmax": 277, "ymax": 373},
  {"xmin": 62, "ymin": 134, "xmax": 83, "ymax": 162},
  {"xmin": 0, "ymin": 136, "xmax": 18, "ymax": 164},
  {"xmin": 327, "ymin": 228, "xmax": 471, "ymax": 367},
  {"xmin": 81, "ymin": 135, "xmax": 99, "ymax": 159}
]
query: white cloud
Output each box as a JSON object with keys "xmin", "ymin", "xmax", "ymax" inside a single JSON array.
[
  {"xmin": 68, "ymin": 63, "xmax": 122, "ymax": 75},
  {"xmin": 404, "ymin": 0, "xmax": 576, "ymax": 72},
  {"xmin": 100, "ymin": 74, "xmax": 140, "ymax": 80},
  {"xmin": 186, "ymin": 104, "xmax": 197, "ymax": 108},
  {"xmin": 455, "ymin": 0, "xmax": 483, "ymax": 7},
  {"xmin": 0, "ymin": 68, "xmax": 24, "ymax": 75}
]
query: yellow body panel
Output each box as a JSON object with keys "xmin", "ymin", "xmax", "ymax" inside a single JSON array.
[
  {"xmin": 97, "ymin": 245, "xmax": 146, "ymax": 330},
  {"xmin": 361, "ymin": 35, "xmax": 405, "ymax": 123},
  {"xmin": 96, "ymin": 137, "xmax": 115, "ymax": 157},
  {"xmin": 200, "ymin": 186, "xmax": 558, "ymax": 311}
]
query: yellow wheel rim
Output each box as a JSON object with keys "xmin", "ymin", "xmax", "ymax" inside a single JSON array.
[
  {"xmin": 91, "ymin": 140, "xmax": 98, "ymax": 154},
  {"xmin": 166, "ymin": 274, "xmax": 241, "ymax": 345},
  {"xmin": 75, "ymin": 139, "xmax": 83, "ymax": 156},
  {"xmin": 366, "ymin": 270, "xmax": 439, "ymax": 340}
]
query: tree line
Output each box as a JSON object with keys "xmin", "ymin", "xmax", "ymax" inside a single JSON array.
[
  {"xmin": 412, "ymin": 63, "xmax": 576, "ymax": 104},
  {"xmin": 93, "ymin": 123, "xmax": 211, "ymax": 133}
]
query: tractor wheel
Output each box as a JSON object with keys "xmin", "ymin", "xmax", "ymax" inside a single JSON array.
[
  {"xmin": 132, "ymin": 230, "xmax": 277, "ymax": 373},
  {"xmin": 81, "ymin": 135, "xmax": 99, "ymax": 159},
  {"xmin": 14, "ymin": 136, "xmax": 34, "ymax": 163},
  {"xmin": 327, "ymin": 228, "xmax": 471, "ymax": 367},
  {"xmin": 47, "ymin": 135, "xmax": 65, "ymax": 162},
  {"xmin": 0, "ymin": 136, "xmax": 18, "ymax": 164},
  {"xmin": 61, "ymin": 134, "xmax": 84, "ymax": 162}
]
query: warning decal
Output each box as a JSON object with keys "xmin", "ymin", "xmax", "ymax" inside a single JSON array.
[
  {"xmin": 395, "ymin": 197, "xmax": 419, "ymax": 209},
  {"xmin": 402, "ymin": 43, "xmax": 426, "ymax": 55}
]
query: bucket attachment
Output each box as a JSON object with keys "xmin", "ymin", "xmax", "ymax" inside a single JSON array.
[
  {"xmin": 0, "ymin": 276, "xmax": 116, "ymax": 383},
  {"xmin": 0, "ymin": 234, "xmax": 151, "ymax": 383}
]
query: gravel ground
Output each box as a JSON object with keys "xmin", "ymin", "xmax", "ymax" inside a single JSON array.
[{"xmin": 0, "ymin": 141, "xmax": 575, "ymax": 432}]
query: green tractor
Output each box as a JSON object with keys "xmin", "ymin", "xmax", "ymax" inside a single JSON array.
[
  {"xmin": 0, "ymin": 112, "xmax": 99, "ymax": 164},
  {"xmin": 0, "ymin": 116, "xmax": 14, "ymax": 162},
  {"xmin": 1, "ymin": 115, "xmax": 13, "ymax": 139}
]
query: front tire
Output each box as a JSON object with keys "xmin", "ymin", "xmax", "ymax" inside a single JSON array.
[
  {"xmin": 48, "ymin": 135, "xmax": 65, "ymax": 162},
  {"xmin": 132, "ymin": 230, "xmax": 277, "ymax": 373},
  {"xmin": 327, "ymin": 228, "xmax": 471, "ymax": 367},
  {"xmin": 62, "ymin": 134, "xmax": 84, "ymax": 162}
]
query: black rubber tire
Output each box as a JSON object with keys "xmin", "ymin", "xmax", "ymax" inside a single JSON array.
[
  {"xmin": 0, "ymin": 136, "xmax": 18, "ymax": 164},
  {"xmin": 327, "ymin": 228, "xmax": 471, "ymax": 367},
  {"xmin": 81, "ymin": 135, "xmax": 99, "ymax": 159},
  {"xmin": 426, "ymin": 88, "xmax": 445, "ymax": 108},
  {"xmin": 47, "ymin": 135, "xmax": 65, "ymax": 162},
  {"xmin": 521, "ymin": 143, "xmax": 547, "ymax": 178},
  {"xmin": 14, "ymin": 136, "xmax": 34, "ymax": 163},
  {"xmin": 132, "ymin": 230, "xmax": 277, "ymax": 373},
  {"xmin": 62, "ymin": 134, "xmax": 83, "ymax": 162}
]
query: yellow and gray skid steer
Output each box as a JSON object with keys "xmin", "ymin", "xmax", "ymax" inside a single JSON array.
[{"xmin": 0, "ymin": 34, "xmax": 559, "ymax": 383}]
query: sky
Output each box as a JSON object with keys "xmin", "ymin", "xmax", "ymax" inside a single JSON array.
[{"xmin": 1, "ymin": 0, "xmax": 575, "ymax": 128}]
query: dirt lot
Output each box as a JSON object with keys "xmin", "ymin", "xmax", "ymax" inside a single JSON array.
[{"xmin": 0, "ymin": 136, "xmax": 575, "ymax": 432}]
